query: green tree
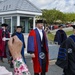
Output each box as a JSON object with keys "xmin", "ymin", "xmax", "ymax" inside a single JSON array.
[
  {"xmin": 40, "ymin": 9, "xmax": 75, "ymax": 25},
  {"xmin": 65, "ymin": 13, "xmax": 75, "ymax": 22},
  {"xmin": 41, "ymin": 9, "xmax": 66, "ymax": 25}
]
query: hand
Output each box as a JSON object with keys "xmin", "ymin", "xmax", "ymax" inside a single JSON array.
[
  {"xmin": 31, "ymin": 53, "xmax": 35, "ymax": 58},
  {"xmin": 8, "ymin": 36, "xmax": 22, "ymax": 60},
  {"xmin": 2, "ymin": 37, "xmax": 10, "ymax": 41},
  {"xmin": 2, "ymin": 37, "xmax": 6, "ymax": 41}
]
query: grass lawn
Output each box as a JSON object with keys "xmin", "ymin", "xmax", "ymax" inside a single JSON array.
[
  {"xmin": 66, "ymin": 30, "xmax": 73, "ymax": 36},
  {"xmin": 47, "ymin": 33, "xmax": 54, "ymax": 41},
  {"xmin": 47, "ymin": 30, "xmax": 73, "ymax": 41}
]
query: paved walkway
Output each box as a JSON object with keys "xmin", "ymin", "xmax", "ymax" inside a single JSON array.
[{"xmin": 0, "ymin": 57, "xmax": 63, "ymax": 75}]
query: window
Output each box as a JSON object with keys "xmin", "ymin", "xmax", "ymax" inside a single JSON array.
[
  {"xmin": 3, "ymin": 6, "xmax": 5, "ymax": 10},
  {"xmin": 6, "ymin": 5, "xmax": 8, "ymax": 10},
  {"xmin": 9, "ymin": 5, "xmax": 11, "ymax": 8},
  {"xmin": 4, "ymin": 17, "xmax": 11, "ymax": 32}
]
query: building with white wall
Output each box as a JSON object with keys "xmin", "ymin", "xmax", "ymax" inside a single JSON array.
[{"xmin": 0, "ymin": 0, "xmax": 42, "ymax": 33}]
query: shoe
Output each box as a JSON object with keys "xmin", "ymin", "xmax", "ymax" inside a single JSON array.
[
  {"xmin": 10, "ymin": 62, "xmax": 14, "ymax": 68},
  {"xmin": 10, "ymin": 64, "xmax": 14, "ymax": 68}
]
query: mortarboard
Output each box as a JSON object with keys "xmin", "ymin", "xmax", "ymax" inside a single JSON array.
[
  {"xmin": 36, "ymin": 20, "xmax": 44, "ymax": 23},
  {"xmin": 58, "ymin": 24, "xmax": 63, "ymax": 28},
  {"xmin": 1, "ymin": 23, "xmax": 8, "ymax": 27},
  {"xmin": 16, "ymin": 26, "xmax": 22, "ymax": 28}
]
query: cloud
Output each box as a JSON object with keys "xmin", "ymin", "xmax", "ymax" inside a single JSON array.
[
  {"xmin": 30, "ymin": 0, "xmax": 53, "ymax": 7},
  {"xmin": 29, "ymin": 0, "xmax": 75, "ymax": 13}
]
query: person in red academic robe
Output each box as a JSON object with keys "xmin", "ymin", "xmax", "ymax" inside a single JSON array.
[
  {"xmin": 0, "ymin": 23, "xmax": 10, "ymax": 63},
  {"xmin": 0, "ymin": 28, "xmax": 4, "ymax": 60},
  {"xmin": 27, "ymin": 20, "xmax": 49, "ymax": 75}
]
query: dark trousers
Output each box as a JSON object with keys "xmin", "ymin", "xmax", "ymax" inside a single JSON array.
[
  {"xmin": 6, "ymin": 43, "xmax": 11, "ymax": 61},
  {"xmin": 63, "ymin": 69, "xmax": 73, "ymax": 75},
  {"xmin": 34, "ymin": 55, "xmax": 46, "ymax": 75},
  {"xmin": 0, "ymin": 56, "xmax": 3, "ymax": 60}
]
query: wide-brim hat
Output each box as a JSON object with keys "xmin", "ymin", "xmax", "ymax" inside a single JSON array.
[
  {"xmin": 36, "ymin": 20, "xmax": 44, "ymax": 23},
  {"xmin": 1, "ymin": 23, "xmax": 8, "ymax": 27},
  {"xmin": 16, "ymin": 26, "xmax": 22, "ymax": 28}
]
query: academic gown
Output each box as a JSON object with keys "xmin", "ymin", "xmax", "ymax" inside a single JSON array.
[
  {"xmin": 0, "ymin": 29, "xmax": 10, "ymax": 57},
  {"xmin": 0, "ymin": 29, "xmax": 4, "ymax": 57},
  {"xmin": 27, "ymin": 28, "xmax": 49, "ymax": 73},
  {"xmin": 56, "ymin": 35, "xmax": 75, "ymax": 75},
  {"xmin": 54, "ymin": 30, "xmax": 67, "ymax": 45},
  {"xmin": 12, "ymin": 32, "xmax": 26, "ymax": 63}
]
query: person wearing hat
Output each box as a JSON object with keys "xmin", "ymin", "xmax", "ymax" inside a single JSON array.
[
  {"xmin": 0, "ymin": 23, "xmax": 11, "ymax": 63},
  {"xmin": 27, "ymin": 20, "xmax": 49, "ymax": 75},
  {"xmin": 54, "ymin": 24, "xmax": 67, "ymax": 45},
  {"xmin": 12, "ymin": 26, "xmax": 26, "ymax": 63},
  {"xmin": 55, "ymin": 25, "xmax": 75, "ymax": 75}
]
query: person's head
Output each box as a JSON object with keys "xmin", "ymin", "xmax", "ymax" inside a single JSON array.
[
  {"xmin": 71, "ymin": 25, "xmax": 75, "ymax": 34},
  {"xmin": 16, "ymin": 26, "xmax": 22, "ymax": 33},
  {"xmin": 36, "ymin": 20, "xmax": 44, "ymax": 29},
  {"xmin": 1, "ymin": 23, "xmax": 8, "ymax": 30},
  {"xmin": 58, "ymin": 24, "xmax": 63, "ymax": 30}
]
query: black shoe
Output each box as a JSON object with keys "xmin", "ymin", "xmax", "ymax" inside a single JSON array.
[
  {"xmin": 10, "ymin": 65, "xmax": 13, "ymax": 68},
  {"xmin": 10, "ymin": 64, "xmax": 14, "ymax": 68},
  {"xmin": 10, "ymin": 62, "xmax": 14, "ymax": 68}
]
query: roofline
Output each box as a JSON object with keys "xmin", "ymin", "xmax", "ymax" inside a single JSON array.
[
  {"xmin": 26, "ymin": 0, "xmax": 41, "ymax": 12},
  {"xmin": 0, "ymin": 10, "xmax": 42, "ymax": 15}
]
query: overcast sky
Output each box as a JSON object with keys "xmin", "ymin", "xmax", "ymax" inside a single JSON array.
[{"xmin": 29, "ymin": 0, "xmax": 75, "ymax": 13}]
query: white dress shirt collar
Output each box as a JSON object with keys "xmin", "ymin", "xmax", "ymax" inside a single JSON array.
[{"xmin": 37, "ymin": 28, "xmax": 43, "ymax": 41}]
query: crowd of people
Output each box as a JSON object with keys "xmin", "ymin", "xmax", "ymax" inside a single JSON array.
[
  {"xmin": 0, "ymin": 20, "xmax": 75, "ymax": 75},
  {"xmin": 0, "ymin": 20, "xmax": 49, "ymax": 75}
]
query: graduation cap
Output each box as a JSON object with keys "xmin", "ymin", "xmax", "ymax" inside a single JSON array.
[
  {"xmin": 36, "ymin": 20, "xmax": 44, "ymax": 23},
  {"xmin": 16, "ymin": 26, "xmax": 22, "ymax": 28},
  {"xmin": 58, "ymin": 24, "xmax": 63, "ymax": 28},
  {"xmin": 71, "ymin": 25, "xmax": 75, "ymax": 29},
  {"xmin": 1, "ymin": 23, "xmax": 8, "ymax": 27}
]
